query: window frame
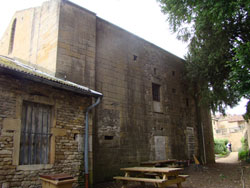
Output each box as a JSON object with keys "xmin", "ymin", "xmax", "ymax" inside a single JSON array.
[
  {"xmin": 19, "ymin": 101, "xmax": 52, "ymax": 165},
  {"xmin": 10, "ymin": 95, "xmax": 56, "ymax": 170},
  {"xmin": 152, "ymin": 83, "xmax": 161, "ymax": 102}
]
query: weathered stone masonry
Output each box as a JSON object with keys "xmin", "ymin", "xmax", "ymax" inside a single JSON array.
[
  {"xmin": 0, "ymin": 72, "xmax": 92, "ymax": 188},
  {"xmin": 0, "ymin": 0, "xmax": 215, "ymax": 185}
]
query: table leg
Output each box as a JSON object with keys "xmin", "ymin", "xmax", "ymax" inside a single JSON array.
[
  {"xmin": 177, "ymin": 183, "xmax": 183, "ymax": 188},
  {"xmin": 121, "ymin": 181, "xmax": 128, "ymax": 188},
  {"xmin": 140, "ymin": 182, "xmax": 145, "ymax": 187}
]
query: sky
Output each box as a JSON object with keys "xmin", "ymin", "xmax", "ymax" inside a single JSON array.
[{"xmin": 0, "ymin": 0, "xmax": 247, "ymax": 115}]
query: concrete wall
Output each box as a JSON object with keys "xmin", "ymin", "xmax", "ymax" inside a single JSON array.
[{"xmin": 0, "ymin": 73, "xmax": 91, "ymax": 188}]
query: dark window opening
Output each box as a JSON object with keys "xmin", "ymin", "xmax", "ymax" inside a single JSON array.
[
  {"xmin": 172, "ymin": 71, "xmax": 175, "ymax": 76},
  {"xmin": 154, "ymin": 68, "xmax": 157, "ymax": 75},
  {"xmin": 152, "ymin": 83, "xmax": 160, "ymax": 101},
  {"xmin": 19, "ymin": 101, "xmax": 52, "ymax": 165},
  {"xmin": 133, "ymin": 55, "xmax": 137, "ymax": 61},
  {"xmin": 172, "ymin": 88, "xmax": 176, "ymax": 94},
  {"xmin": 8, "ymin": 18, "xmax": 17, "ymax": 54},
  {"xmin": 104, "ymin": 136, "xmax": 114, "ymax": 140},
  {"xmin": 186, "ymin": 98, "xmax": 189, "ymax": 107}
]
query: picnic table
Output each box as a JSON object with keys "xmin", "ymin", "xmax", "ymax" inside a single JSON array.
[
  {"xmin": 114, "ymin": 166, "xmax": 189, "ymax": 188},
  {"xmin": 140, "ymin": 159, "xmax": 177, "ymax": 167}
]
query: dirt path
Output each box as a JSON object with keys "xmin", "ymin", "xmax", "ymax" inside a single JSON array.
[{"xmin": 216, "ymin": 152, "xmax": 239, "ymax": 163}]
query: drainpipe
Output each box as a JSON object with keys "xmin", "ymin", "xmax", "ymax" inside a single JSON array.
[{"xmin": 84, "ymin": 97, "xmax": 101, "ymax": 188}]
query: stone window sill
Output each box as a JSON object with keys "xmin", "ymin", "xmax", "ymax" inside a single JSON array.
[{"xmin": 17, "ymin": 164, "xmax": 53, "ymax": 171}]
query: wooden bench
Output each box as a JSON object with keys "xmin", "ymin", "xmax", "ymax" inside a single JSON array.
[
  {"xmin": 178, "ymin": 175, "xmax": 190, "ymax": 180},
  {"xmin": 114, "ymin": 175, "xmax": 189, "ymax": 188},
  {"xmin": 114, "ymin": 176, "xmax": 167, "ymax": 183}
]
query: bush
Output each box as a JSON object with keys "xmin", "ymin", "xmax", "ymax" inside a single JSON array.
[
  {"xmin": 238, "ymin": 137, "xmax": 249, "ymax": 162},
  {"xmin": 214, "ymin": 139, "xmax": 229, "ymax": 155},
  {"xmin": 238, "ymin": 149, "xmax": 249, "ymax": 160}
]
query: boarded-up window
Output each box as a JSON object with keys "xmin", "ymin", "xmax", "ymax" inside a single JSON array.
[
  {"xmin": 19, "ymin": 101, "xmax": 52, "ymax": 165},
  {"xmin": 186, "ymin": 127, "xmax": 195, "ymax": 159},
  {"xmin": 152, "ymin": 83, "xmax": 160, "ymax": 101}
]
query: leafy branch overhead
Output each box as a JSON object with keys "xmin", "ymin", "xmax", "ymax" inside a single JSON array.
[{"xmin": 157, "ymin": 0, "xmax": 250, "ymax": 118}]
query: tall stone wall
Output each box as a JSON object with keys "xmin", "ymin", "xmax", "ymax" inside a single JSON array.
[
  {"xmin": 56, "ymin": 1, "xmax": 96, "ymax": 88},
  {"xmin": 93, "ymin": 18, "xmax": 200, "ymax": 182},
  {"xmin": 0, "ymin": 0, "xmax": 215, "ymax": 184},
  {"xmin": 0, "ymin": 73, "xmax": 91, "ymax": 188}
]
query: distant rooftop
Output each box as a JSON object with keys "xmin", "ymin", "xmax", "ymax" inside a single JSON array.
[{"xmin": 212, "ymin": 114, "xmax": 245, "ymax": 122}]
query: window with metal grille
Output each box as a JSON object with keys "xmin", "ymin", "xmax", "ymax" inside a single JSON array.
[
  {"xmin": 152, "ymin": 83, "xmax": 160, "ymax": 101},
  {"xmin": 19, "ymin": 101, "xmax": 52, "ymax": 165}
]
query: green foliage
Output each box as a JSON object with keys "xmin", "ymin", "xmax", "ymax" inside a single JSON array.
[
  {"xmin": 238, "ymin": 137, "xmax": 249, "ymax": 162},
  {"xmin": 157, "ymin": 0, "xmax": 250, "ymax": 119},
  {"xmin": 238, "ymin": 149, "xmax": 249, "ymax": 161},
  {"xmin": 214, "ymin": 138, "xmax": 228, "ymax": 155},
  {"xmin": 241, "ymin": 137, "xmax": 248, "ymax": 150}
]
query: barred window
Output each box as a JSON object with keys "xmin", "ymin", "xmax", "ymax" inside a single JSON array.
[
  {"xmin": 19, "ymin": 101, "xmax": 52, "ymax": 165},
  {"xmin": 152, "ymin": 83, "xmax": 160, "ymax": 101}
]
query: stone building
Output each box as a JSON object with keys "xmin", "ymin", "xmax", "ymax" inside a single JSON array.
[
  {"xmin": 0, "ymin": 0, "xmax": 214, "ymax": 186},
  {"xmin": 212, "ymin": 115, "xmax": 250, "ymax": 151},
  {"xmin": 0, "ymin": 56, "xmax": 102, "ymax": 188}
]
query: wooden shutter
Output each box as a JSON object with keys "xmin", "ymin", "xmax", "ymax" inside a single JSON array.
[
  {"xmin": 19, "ymin": 101, "xmax": 51, "ymax": 165},
  {"xmin": 186, "ymin": 127, "xmax": 195, "ymax": 159}
]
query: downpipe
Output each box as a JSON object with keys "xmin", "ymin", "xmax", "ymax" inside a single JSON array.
[{"xmin": 84, "ymin": 97, "xmax": 102, "ymax": 188}]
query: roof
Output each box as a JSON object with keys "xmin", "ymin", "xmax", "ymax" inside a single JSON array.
[
  {"xmin": 212, "ymin": 114, "xmax": 245, "ymax": 122},
  {"xmin": 0, "ymin": 55, "xmax": 103, "ymax": 98},
  {"xmin": 227, "ymin": 115, "xmax": 245, "ymax": 122}
]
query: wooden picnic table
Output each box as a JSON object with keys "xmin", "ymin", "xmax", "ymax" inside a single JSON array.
[{"xmin": 114, "ymin": 166, "xmax": 189, "ymax": 188}]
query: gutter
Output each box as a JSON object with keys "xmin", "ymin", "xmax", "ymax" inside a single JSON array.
[{"xmin": 84, "ymin": 96, "xmax": 102, "ymax": 188}]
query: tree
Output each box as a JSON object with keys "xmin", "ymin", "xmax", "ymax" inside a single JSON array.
[{"xmin": 157, "ymin": 0, "xmax": 250, "ymax": 119}]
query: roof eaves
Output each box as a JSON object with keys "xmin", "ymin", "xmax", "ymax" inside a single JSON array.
[{"xmin": 0, "ymin": 56, "xmax": 103, "ymax": 98}]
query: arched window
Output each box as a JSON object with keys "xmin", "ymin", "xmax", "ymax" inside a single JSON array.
[{"xmin": 8, "ymin": 18, "xmax": 17, "ymax": 54}]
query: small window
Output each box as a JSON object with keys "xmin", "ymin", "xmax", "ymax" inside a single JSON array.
[
  {"xmin": 216, "ymin": 129, "xmax": 221, "ymax": 134},
  {"xmin": 186, "ymin": 98, "xmax": 189, "ymax": 107},
  {"xmin": 172, "ymin": 71, "xmax": 175, "ymax": 76},
  {"xmin": 133, "ymin": 55, "xmax": 137, "ymax": 61},
  {"xmin": 154, "ymin": 68, "xmax": 157, "ymax": 75},
  {"xmin": 19, "ymin": 101, "xmax": 52, "ymax": 165},
  {"xmin": 152, "ymin": 83, "xmax": 160, "ymax": 101},
  {"xmin": 8, "ymin": 18, "xmax": 17, "ymax": 54},
  {"xmin": 172, "ymin": 88, "xmax": 176, "ymax": 94},
  {"xmin": 104, "ymin": 136, "xmax": 114, "ymax": 140}
]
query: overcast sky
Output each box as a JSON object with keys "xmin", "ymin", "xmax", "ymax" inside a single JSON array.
[
  {"xmin": 0, "ymin": 0, "xmax": 247, "ymax": 115},
  {"xmin": 0, "ymin": 0, "xmax": 188, "ymax": 59}
]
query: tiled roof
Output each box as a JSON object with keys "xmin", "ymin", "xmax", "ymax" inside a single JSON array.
[
  {"xmin": 0, "ymin": 55, "xmax": 103, "ymax": 98},
  {"xmin": 212, "ymin": 114, "xmax": 245, "ymax": 122},
  {"xmin": 227, "ymin": 115, "xmax": 244, "ymax": 122}
]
